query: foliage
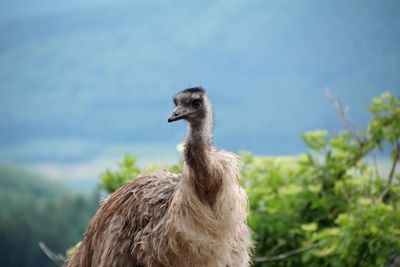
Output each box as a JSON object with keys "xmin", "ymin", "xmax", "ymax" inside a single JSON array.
[
  {"xmin": 99, "ymin": 154, "xmax": 182, "ymax": 193},
  {"xmin": 0, "ymin": 165, "xmax": 99, "ymax": 267},
  {"xmin": 100, "ymin": 92, "xmax": 400, "ymax": 266},
  {"xmin": 99, "ymin": 155, "xmax": 142, "ymax": 193},
  {"xmin": 244, "ymin": 92, "xmax": 400, "ymax": 266}
]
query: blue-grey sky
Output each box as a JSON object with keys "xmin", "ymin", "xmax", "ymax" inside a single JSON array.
[{"xmin": 0, "ymin": 0, "xmax": 399, "ymax": 187}]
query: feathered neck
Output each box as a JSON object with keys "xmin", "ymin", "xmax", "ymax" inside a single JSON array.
[
  {"xmin": 184, "ymin": 99, "xmax": 213, "ymax": 156},
  {"xmin": 183, "ymin": 93, "xmax": 213, "ymax": 167},
  {"xmin": 182, "ymin": 99, "xmax": 222, "ymax": 206},
  {"xmin": 186, "ymin": 115, "xmax": 213, "ymax": 148}
]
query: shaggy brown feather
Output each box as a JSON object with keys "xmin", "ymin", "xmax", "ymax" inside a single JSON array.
[{"xmin": 64, "ymin": 88, "xmax": 252, "ymax": 267}]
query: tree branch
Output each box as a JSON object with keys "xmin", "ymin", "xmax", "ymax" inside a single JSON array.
[
  {"xmin": 379, "ymin": 139, "xmax": 400, "ymax": 202},
  {"xmin": 253, "ymin": 243, "xmax": 320, "ymax": 262},
  {"xmin": 372, "ymin": 150, "xmax": 381, "ymax": 179},
  {"xmin": 325, "ymin": 89, "xmax": 360, "ymax": 135}
]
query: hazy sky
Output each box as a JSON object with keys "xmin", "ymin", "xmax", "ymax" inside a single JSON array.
[{"xmin": 0, "ymin": 0, "xmax": 399, "ymax": 188}]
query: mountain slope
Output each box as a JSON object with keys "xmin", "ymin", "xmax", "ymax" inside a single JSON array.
[{"xmin": 0, "ymin": 164, "xmax": 98, "ymax": 267}]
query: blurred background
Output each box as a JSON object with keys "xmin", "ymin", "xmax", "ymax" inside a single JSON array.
[{"xmin": 0, "ymin": 0, "xmax": 399, "ymax": 266}]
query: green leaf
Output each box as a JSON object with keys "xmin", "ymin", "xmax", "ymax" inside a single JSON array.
[{"xmin": 301, "ymin": 222, "xmax": 318, "ymax": 232}]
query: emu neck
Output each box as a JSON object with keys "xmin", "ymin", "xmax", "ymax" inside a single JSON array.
[
  {"xmin": 187, "ymin": 118, "xmax": 212, "ymax": 149},
  {"xmin": 184, "ymin": 114, "xmax": 221, "ymax": 206},
  {"xmin": 185, "ymin": 114, "xmax": 213, "ymax": 159}
]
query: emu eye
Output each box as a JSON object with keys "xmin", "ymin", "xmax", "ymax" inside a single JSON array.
[{"xmin": 192, "ymin": 99, "xmax": 202, "ymax": 107}]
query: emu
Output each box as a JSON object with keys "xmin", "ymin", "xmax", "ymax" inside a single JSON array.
[{"xmin": 64, "ymin": 87, "xmax": 251, "ymax": 267}]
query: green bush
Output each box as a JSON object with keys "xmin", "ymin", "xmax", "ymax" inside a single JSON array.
[{"xmin": 100, "ymin": 92, "xmax": 400, "ymax": 267}]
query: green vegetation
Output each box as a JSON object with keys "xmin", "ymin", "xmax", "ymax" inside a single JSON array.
[
  {"xmin": 100, "ymin": 92, "xmax": 400, "ymax": 266},
  {"xmin": 0, "ymin": 165, "xmax": 99, "ymax": 267}
]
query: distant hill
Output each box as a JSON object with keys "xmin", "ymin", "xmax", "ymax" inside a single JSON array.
[
  {"xmin": 0, "ymin": 164, "xmax": 65, "ymax": 204},
  {"xmin": 0, "ymin": 164, "xmax": 98, "ymax": 267}
]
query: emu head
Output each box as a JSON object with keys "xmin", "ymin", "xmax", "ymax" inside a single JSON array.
[{"xmin": 168, "ymin": 87, "xmax": 211, "ymax": 124}]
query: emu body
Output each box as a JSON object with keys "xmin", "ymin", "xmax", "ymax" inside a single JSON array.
[{"xmin": 64, "ymin": 88, "xmax": 251, "ymax": 267}]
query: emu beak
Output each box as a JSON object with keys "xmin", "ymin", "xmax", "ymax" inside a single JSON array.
[{"xmin": 168, "ymin": 106, "xmax": 186, "ymax": 123}]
